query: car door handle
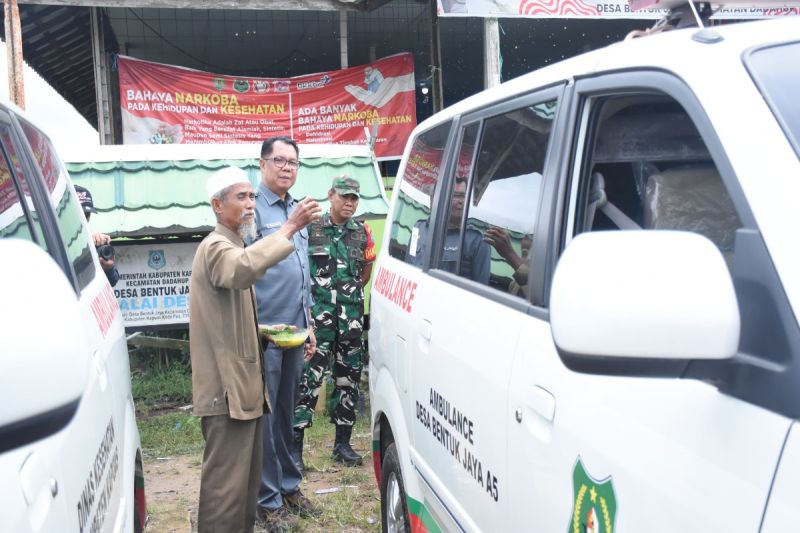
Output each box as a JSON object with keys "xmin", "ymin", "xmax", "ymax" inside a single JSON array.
[
  {"xmin": 420, "ymin": 319, "xmax": 432, "ymax": 342},
  {"xmin": 522, "ymin": 385, "xmax": 556, "ymax": 423},
  {"xmin": 92, "ymin": 350, "xmax": 108, "ymax": 391}
]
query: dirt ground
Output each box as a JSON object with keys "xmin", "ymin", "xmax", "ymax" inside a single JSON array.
[{"xmin": 143, "ymin": 430, "xmax": 380, "ymax": 532}]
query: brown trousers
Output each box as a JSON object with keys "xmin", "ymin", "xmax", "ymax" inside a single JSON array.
[{"xmin": 198, "ymin": 415, "xmax": 263, "ymax": 533}]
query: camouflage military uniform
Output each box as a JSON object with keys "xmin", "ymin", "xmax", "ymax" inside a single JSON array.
[{"xmin": 293, "ymin": 212, "xmax": 375, "ymax": 429}]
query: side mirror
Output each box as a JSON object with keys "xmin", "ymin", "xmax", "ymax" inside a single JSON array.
[
  {"xmin": 0, "ymin": 239, "xmax": 89, "ymax": 453},
  {"xmin": 550, "ymin": 231, "xmax": 740, "ymax": 377}
]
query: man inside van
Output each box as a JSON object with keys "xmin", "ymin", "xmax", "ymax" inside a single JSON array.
[
  {"xmin": 410, "ymin": 177, "xmax": 491, "ymax": 284},
  {"xmin": 189, "ymin": 166, "xmax": 319, "ymax": 532},
  {"xmin": 292, "ymin": 175, "xmax": 376, "ymax": 471},
  {"xmin": 75, "ymin": 184, "xmax": 119, "ymax": 287},
  {"xmin": 252, "ymin": 136, "xmax": 322, "ymax": 530}
]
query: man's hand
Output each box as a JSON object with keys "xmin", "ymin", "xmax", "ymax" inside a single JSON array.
[
  {"xmin": 99, "ymin": 256, "xmax": 115, "ymax": 272},
  {"xmin": 304, "ymin": 328, "xmax": 317, "ymax": 362},
  {"xmin": 92, "ymin": 232, "xmax": 116, "ymax": 272},
  {"xmin": 484, "ymin": 227, "xmax": 514, "ymax": 257},
  {"xmin": 92, "ymin": 232, "xmax": 111, "ymax": 247},
  {"xmin": 484, "ymin": 227, "xmax": 525, "ymax": 270},
  {"xmin": 279, "ymin": 197, "xmax": 322, "ymax": 239}
]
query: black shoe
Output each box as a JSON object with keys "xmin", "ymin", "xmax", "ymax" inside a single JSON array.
[
  {"xmin": 290, "ymin": 428, "xmax": 305, "ymax": 473},
  {"xmin": 332, "ymin": 424, "xmax": 363, "ymax": 466}
]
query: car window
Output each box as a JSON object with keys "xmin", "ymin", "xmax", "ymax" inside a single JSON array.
[
  {"xmin": 572, "ymin": 94, "xmax": 741, "ymax": 271},
  {"xmin": 746, "ymin": 41, "xmax": 800, "ymax": 158},
  {"xmin": 17, "ymin": 117, "xmax": 96, "ymax": 291},
  {"xmin": 563, "ymin": 84, "xmax": 800, "ymax": 417},
  {"xmin": 437, "ymin": 100, "xmax": 556, "ymax": 299},
  {"xmin": 0, "ymin": 127, "xmax": 47, "ymax": 247},
  {"xmin": 389, "ymin": 121, "xmax": 452, "ymax": 265}
]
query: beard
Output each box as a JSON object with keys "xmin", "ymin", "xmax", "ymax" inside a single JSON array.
[
  {"xmin": 238, "ymin": 211, "xmax": 257, "ymax": 241},
  {"xmin": 238, "ymin": 221, "xmax": 256, "ymax": 241}
]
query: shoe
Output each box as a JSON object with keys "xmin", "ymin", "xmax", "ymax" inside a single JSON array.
[
  {"xmin": 284, "ymin": 490, "xmax": 321, "ymax": 518},
  {"xmin": 332, "ymin": 424, "xmax": 363, "ymax": 466},
  {"xmin": 290, "ymin": 428, "xmax": 305, "ymax": 473},
  {"xmin": 259, "ymin": 506, "xmax": 300, "ymax": 533}
]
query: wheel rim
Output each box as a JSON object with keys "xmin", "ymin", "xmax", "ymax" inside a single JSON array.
[{"xmin": 385, "ymin": 471, "xmax": 407, "ymax": 533}]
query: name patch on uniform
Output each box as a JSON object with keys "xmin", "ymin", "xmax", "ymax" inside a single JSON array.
[{"xmin": 264, "ymin": 222, "xmax": 282, "ymax": 229}]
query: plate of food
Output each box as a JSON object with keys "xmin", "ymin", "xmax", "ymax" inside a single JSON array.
[{"xmin": 258, "ymin": 324, "xmax": 309, "ymax": 349}]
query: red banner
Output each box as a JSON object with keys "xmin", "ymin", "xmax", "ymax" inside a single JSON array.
[
  {"xmin": 118, "ymin": 54, "xmax": 417, "ymax": 159},
  {"xmin": 403, "ymin": 139, "xmax": 475, "ymax": 195}
]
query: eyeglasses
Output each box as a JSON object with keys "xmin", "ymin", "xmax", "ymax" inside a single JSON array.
[{"xmin": 261, "ymin": 156, "xmax": 302, "ymax": 170}]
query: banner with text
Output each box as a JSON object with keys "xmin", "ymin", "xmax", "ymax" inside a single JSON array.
[
  {"xmin": 113, "ymin": 242, "xmax": 198, "ymax": 328},
  {"xmin": 436, "ymin": 0, "xmax": 799, "ymax": 18},
  {"xmin": 119, "ymin": 54, "xmax": 417, "ymax": 159}
]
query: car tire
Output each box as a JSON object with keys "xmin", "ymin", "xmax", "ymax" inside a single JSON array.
[{"xmin": 381, "ymin": 443, "xmax": 410, "ymax": 533}]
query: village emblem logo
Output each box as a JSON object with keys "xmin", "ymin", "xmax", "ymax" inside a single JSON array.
[
  {"xmin": 568, "ymin": 458, "xmax": 617, "ymax": 533},
  {"xmin": 148, "ymin": 249, "xmax": 166, "ymax": 271},
  {"xmin": 213, "ymin": 77, "xmax": 226, "ymax": 91},
  {"xmin": 233, "ymin": 79, "xmax": 250, "ymax": 93}
]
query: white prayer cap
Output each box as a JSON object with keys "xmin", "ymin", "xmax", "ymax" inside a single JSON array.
[{"xmin": 206, "ymin": 166, "xmax": 250, "ymax": 199}]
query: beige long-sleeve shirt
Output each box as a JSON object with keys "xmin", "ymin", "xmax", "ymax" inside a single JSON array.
[{"xmin": 189, "ymin": 223, "xmax": 294, "ymax": 420}]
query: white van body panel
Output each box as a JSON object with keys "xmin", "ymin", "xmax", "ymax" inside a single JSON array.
[
  {"xmin": 407, "ymin": 273, "xmax": 519, "ymax": 531},
  {"xmin": 370, "ymin": 16, "xmax": 800, "ymax": 533},
  {"xmin": 510, "ymin": 330, "xmax": 790, "ymax": 531},
  {"xmin": 0, "ymin": 102, "xmax": 143, "ymax": 533},
  {"xmin": 761, "ymin": 423, "xmax": 800, "ymax": 533},
  {"xmin": 0, "ymin": 241, "xmax": 88, "ymax": 426}
]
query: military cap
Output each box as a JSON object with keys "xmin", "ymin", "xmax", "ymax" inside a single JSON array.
[{"xmin": 332, "ymin": 176, "xmax": 360, "ymax": 196}]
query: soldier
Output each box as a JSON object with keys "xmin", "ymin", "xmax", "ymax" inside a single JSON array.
[{"xmin": 292, "ymin": 175, "xmax": 376, "ymax": 468}]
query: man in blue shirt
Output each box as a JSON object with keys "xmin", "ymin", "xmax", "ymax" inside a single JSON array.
[
  {"xmin": 409, "ymin": 178, "xmax": 491, "ymax": 284},
  {"xmin": 252, "ymin": 136, "xmax": 322, "ymax": 531}
]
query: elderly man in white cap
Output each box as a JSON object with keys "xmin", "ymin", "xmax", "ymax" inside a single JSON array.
[{"xmin": 189, "ymin": 166, "xmax": 320, "ymax": 533}]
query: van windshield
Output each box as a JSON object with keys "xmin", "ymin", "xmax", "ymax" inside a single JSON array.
[{"xmin": 746, "ymin": 41, "xmax": 800, "ymax": 158}]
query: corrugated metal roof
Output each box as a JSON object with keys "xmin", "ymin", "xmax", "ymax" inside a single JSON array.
[
  {"xmin": 65, "ymin": 143, "xmax": 389, "ymax": 238},
  {"xmin": 0, "ymin": 5, "xmax": 112, "ymax": 128}
]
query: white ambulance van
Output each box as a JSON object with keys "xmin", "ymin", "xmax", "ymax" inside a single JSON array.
[
  {"xmin": 0, "ymin": 101, "xmax": 146, "ymax": 532},
  {"xmin": 368, "ymin": 10, "xmax": 800, "ymax": 533}
]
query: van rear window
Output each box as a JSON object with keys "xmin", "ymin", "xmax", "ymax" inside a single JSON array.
[{"xmin": 389, "ymin": 121, "xmax": 452, "ymax": 265}]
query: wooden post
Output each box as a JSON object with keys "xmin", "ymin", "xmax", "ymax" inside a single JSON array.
[
  {"xmin": 4, "ymin": 0, "xmax": 25, "ymax": 109},
  {"xmin": 91, "ymin": 7, "xmax": 113, "ymax": 144},
  {"xmin": 484, "ymin": 17, "xmax": 501, "ymax": 89},
  {"xmin": 429, "ymin": 0, "xmax": 444, "ymax": 113},
  {"xmin": 339, "ymin": 11, "xmax": 348, "ymax": 69}
]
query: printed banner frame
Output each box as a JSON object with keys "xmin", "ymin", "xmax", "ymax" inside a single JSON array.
[
  {"xmin": 436, "ymin": 0, "xmax": 800, "ymax": 19},
  {"xmin": 119, "ymin": 53, "xmax": 417, "ymax": 159}
]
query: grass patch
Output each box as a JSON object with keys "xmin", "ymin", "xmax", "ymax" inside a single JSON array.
[
  {"xmin": 132, "ymin": 358, "xmax": 192, "ymax": 415},
  {"xmin": 135, "ymin": 345, "xmax": 382, "ymax": 531},
  {"xmin": 300, "ymin": 487, "xmax": 380, "ymax": 532},
  {"xmin": 294, "ymin": 396, "xmax": 380, "ymax": 532},
  {"xmin": 138, "ymin": 411, "xmax": 204, "ymax": 458}
]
